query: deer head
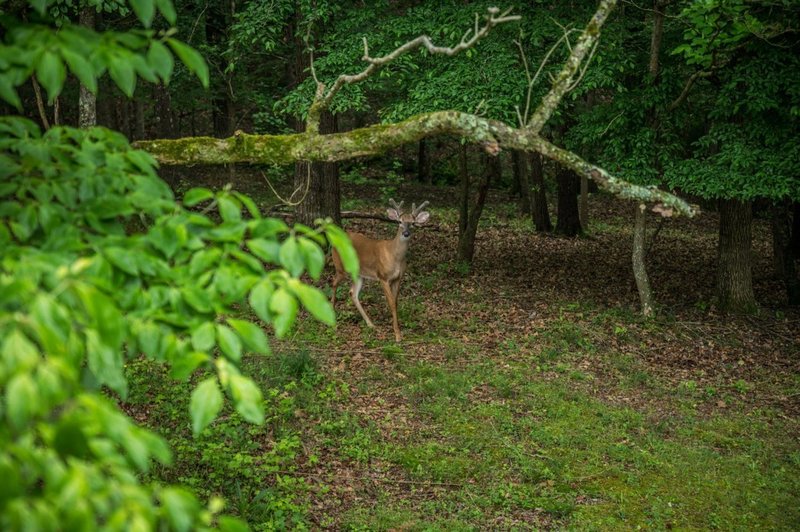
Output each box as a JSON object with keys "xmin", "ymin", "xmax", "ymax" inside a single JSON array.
[{"xmin": 386, "ymin": 199, "xmax": 430, "ymax": 240}]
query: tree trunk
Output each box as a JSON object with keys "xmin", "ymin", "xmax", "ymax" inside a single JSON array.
[
  {"xmin": 579, "ymin": 175, "xmax": 588, "ymax": 230},
  {"xmin": 791, "ymin": 202, "xmax": 800, "ymax": 257},
  {"xmin": 133, "ymin": 99, "xmax": 145, "ymax": 140},
  {"xmin": 458, "ymin": 143, "xmax": 469, "ymax": 236},
  {"xmin": 716, "ymin": 198, "xmax": 757, "ymax": 313},
  {"xmin": 294, "ymin": 111, "xmax": 341, "ymax": 226},
  {"xmin": 512, "ymin": 150, "xmax": 532, "ymax": 215},
  {"xmin": 555, "ymin": 169, "xmax": 582, "ymax": 236},
  {"xmin": 155, "ymin": 85, "xmax": 175, "ymax": 138},
  {"xmin": 633, "ymin": 204, "xmax": 654, "ymax": 316},
  {"xmin": 78, "ymin": 6, "xmax": 96, "ymax": 128},
  {"xmin": 207, "ymin": 1, "xmax": 235, "ymax": 137},
  {"xmin": 458, "ymin": 149, "xmax": 493, "ymax": 262},
  {"xmin": 772, "ymin": 201, "xmax": 800, "ymax": 305},
  {"xmin": 631, "ymin": 0, "xmax": 665, "ymax": 316},
  {"xmin": 529, "ymin": 152, "xmax": 552, "ymax": 232},
  {"xmin": 417, "ymin": 139, "xmax": 431, "ymax": 184}
]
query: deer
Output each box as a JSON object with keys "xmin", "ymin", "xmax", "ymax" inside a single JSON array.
[{"xmin": 330, "ymin": 199, "xmax": 430, "ymax": 342}]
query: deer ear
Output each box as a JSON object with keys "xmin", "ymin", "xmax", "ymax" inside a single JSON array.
[
  {"xmin": 415, "ymin": 211, "xmax": 430, "ymax": 225},
  {"xmin": 387, "ymin": 208, "xmax": 401, "ymax": 221}
]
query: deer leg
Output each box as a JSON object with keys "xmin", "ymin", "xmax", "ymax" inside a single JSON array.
[
  {"xmin": 351, "ymin": 277, "xmax": 375, "ymax": 328},
  {"xmin": 381, "ymin": 279, "xmax": 401, "ymax": 342}
]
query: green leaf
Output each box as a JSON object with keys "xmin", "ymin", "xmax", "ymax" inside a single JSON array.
[
  {"xmin": 170, "ymin": 351, "xmax": 209, "ymax": 380},
  {"xmin": 6, "ymin": 374, "xmax": 38, "ymax": 430},
  {"xmin": 36, "ymin": 50, "xmax": 66, "ymax": 103},
  {"xmin": 156, "ymin": 0, "xmax": 177, "ymax": 25},
  {"xmin": 247, "ymin": 238, "xmax": 281, "ymax": 263},
  {"xmin": 190, "ymin": 322, "xmax": 216, "ymax": 351},
  {"xmin": 299, "ymin": 237, "xmax": 325, "ymax": 280},
  {"xmin": 190, "ymin": 378, "xmax": 223, "ymax": 435},
  {"xmin": 215, "ymin": 324, "xmax": 242, "ymax": 362},
  {"xmin": 104, "ymin": 247, "xmax": 139, "ymax": 275},
  {"xmin": 147, "ymin": 40, "xmax": 174, "ymax": 83},
  {"xmin": 2, "ymin": 329, "xmax": 39, "ymax": 374},
  {"xmin": 61, "ymin": 47, "xmax": 97, "ymax": 94},
  {"xmin": 228, "ymin": 374, "xmax": 264, "ymax": 424},
  {"xmin": 218, "ymin": 195, "xmax": 242, "ymax": 222},
  {"xmin": 182, "ymin": 286, "xmax": 213, "ymax": 313},
  {"xmin": 86, "ymin": 330, "xmax": 127, "ymax": 397},
  {"xmin": 167, "ymin": 39, "xmax": 209, "ymax": 88},
  {"xmin": 250, "ymin": 218, "xmax": 288, "ymax": 238},
  {"xmin": 130, "ymin": 0, "xmax": 155, "ymax": 28},
  {"xmin": 233, "ymin": 191, "xmax": 261, "ymax": 219},
  {"xmin": 182, "ymin": 187, "xmax": 213, "ymax": 207},
  {"xmin": 228, "ymin": 319, "xmax": 269, "ymax": 354},
  {"xmin": 289, "ymin": 280, "xmax": 335, "ymax": 326},
  {"xmin": 108, "ymin": 57, "xmax": 136, "ymax": 97},
  {"xmin": 0, "ymin": 77, "xmax": 21, "ymax": 109},
  {"xmin": 326, "ymin": 225, "xmax": 359, "ymax": 278},
  {"xmin": 269, "ymin": 287, "xmax": 298, "ymax": 338},
  {"xmin": 248, "ymin": 280, "xmax": 274, "ymax": 323},
  {"xmin": 279, "ymin": 236, "xmax": 304, "ymax": 277},
  {"xmin": 161, "ymin": 487, "xmax": 201, "ymax": 532},
  {"xmin": 218, "ymin": 516, "xmax": 250, "ymax": 532},
  {"xmin": 189, "ymin": 248, "xmax": 221, "ymax": 276}
]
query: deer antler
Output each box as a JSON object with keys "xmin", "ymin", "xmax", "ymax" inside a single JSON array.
[
  {"xmin": 388, "ymin": 198, "xmax": 404, "ymax": 213},
  {"xmin": 412, "ymin": 201, "xmax": 429, "ymax": 217}
]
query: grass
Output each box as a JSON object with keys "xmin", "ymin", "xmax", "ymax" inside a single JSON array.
[{"xmin": 124, "ymin": 190, "xmax": 800, "ymax": 530}]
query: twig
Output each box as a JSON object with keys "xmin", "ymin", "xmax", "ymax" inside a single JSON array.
[{"xmin": 31, "ymin": 77, "xmax": 50, "ymax": 130}]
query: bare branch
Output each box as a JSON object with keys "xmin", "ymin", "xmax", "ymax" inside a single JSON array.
[
  {"xmin": 527, "ymin": 0, "xmax": 617, "ymax": 133},
  {"xmin": 310, "ymin": 7, "xmax": 520, "ymax": 121},
  {"xmin": 667, "ymin": 69, "xmax": 712, "ymax": 111}
]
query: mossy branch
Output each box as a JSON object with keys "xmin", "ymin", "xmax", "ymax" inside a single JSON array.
[{"xmin": 135, "ymin": 111, "xmax": 697, "ymax": 218}]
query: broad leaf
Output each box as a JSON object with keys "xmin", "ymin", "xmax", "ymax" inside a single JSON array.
[{"xmin": 190, "ymin": 378, "xmax": 222, "ymax": 435}]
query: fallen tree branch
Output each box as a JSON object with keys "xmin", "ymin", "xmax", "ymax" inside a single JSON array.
[{"xmin": 136, "ymin": 110, "xmax": 697, "ymax": 217}]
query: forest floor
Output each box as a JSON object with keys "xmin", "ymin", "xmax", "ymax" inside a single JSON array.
[{"xmin": 131, "ymin": 166, "xmax": 799, "ymax": 530}]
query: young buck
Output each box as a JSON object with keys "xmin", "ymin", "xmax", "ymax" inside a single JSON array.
[{"xmin": 331, "ymin": 199, "xmax": 430, "ymax": 342}]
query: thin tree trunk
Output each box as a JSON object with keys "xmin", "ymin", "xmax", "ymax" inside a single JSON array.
[
  {"xmin": 632, "ymin": 0, "xmax": 664, "ymax": 316},
  {"xmin": 579, "ymin": 175, "xmax": 588, "ymax": 230},
  {"xmin": 555, "ymin": 169, "xmax": 582, "ymax": 236},
  {"xmin": 529, "ymin": 152, "xmax": 552, "ymax": 232},
  {"xmin": 633, "ymin": 203, "xmax": 654, "ymax": 316},
  {"xmin": 791, "ymin": 202, "xmax": 800, "ymax": 257},
  {"xmin": 459, "ymin": 143, "xmax": 469, "ymax": 236},
  {"xmin": 31, "ymin": 78, "xmax": 50, "ymax": 130},
  {"xmin": 134, "ymin": 99, "xmax": 145, "ymax": 139},
  {"xmin": 512, "ymin": 151, "xmax": 532, "ymax": 215},
  {"xmin": 78, "ymin": 6, "xmax": 96, "ymax": 128},
  {"xmin": 155, "ymin": 85, "xmax": 175, "ymax": 138},
  {"xmin": 717, "ymin": 198, "xmax": 757, "ymax": 313},
  {"xmin": 417, "ymin": 139, "xmax": 431, "ymax": 184},
  {"xmin": 772, "ymin": 201, "xmax": 800, "ymax": 305},
  {"xmin": 458, "ymin": 149, "xmax": 493, "ymax": 262}
]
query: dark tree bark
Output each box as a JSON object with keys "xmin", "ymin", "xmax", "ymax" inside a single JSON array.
[
  {"xmin": 206, "ymin": 0, "xmax": 235, "ymax": 137},
  {"xmin": 417, "ymin": 139, "xmax": 431, "ymax": 184},
  {"xmin": 772, "ymin": 201, "xmax": 800, "ymax": 305},
  {"xmin": 791, "ymin": 202, "xmax": 800, "ymax": 257},
  {"xmin": 458, "ymin": 147, "xmax": 494, "ymax": 262},
  {"xmin": 716, "ymin": 198, "xmax": 757, "ymax": 313},
  {"xmin": 579, "ymin": 175, "xmax": 588, "ymax": 230},
  {"xmin": 555, "ymin": 169, "xmax": 582, "ymax": 236},
  {"xmin": 512, "ymin": 150, "xmax": 532, "ymax": 215},
  {"xmin": 78, "ymin": 6, "xmax": 96, "ymax": 128},
  {"xmin": 134, "ymin": 99, "xmax": 145, "ymax": 140},
  {"xmin": 155, "ymin": 85, "xmax": 175, "ymax": 138},
  {"xmin": 529, "ymin": 152, "xmax": 552, "ymax": 232},
  {"xmin": 294, "ymin": 111, "xmax": 341, "ymax": 226}
]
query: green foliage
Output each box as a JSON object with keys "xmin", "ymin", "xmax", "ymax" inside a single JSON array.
[
  {"xmin": 0, "ymin": 0, "xmax": 207, "ymax": 109},
  {"xmin": 0, "ymin": 116, "xmax": 356, "ymax": 528}
]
